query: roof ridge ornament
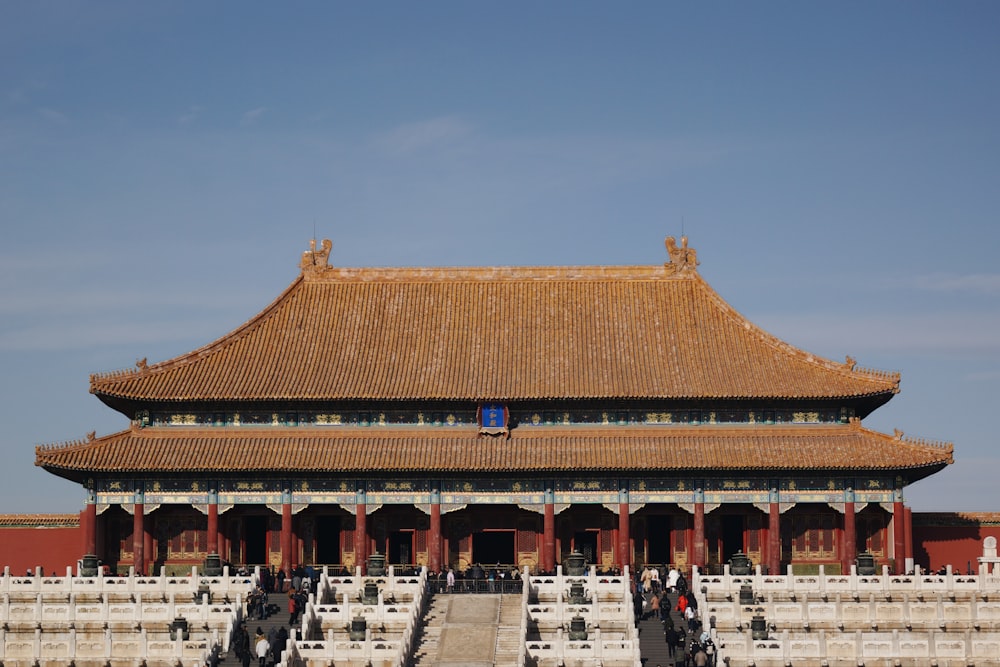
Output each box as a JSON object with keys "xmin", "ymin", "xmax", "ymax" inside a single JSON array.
[
  {"xmin": 300, "ymin": 238, "xmax": 333, "ymax": 276},
  {"xmin": 665, "ymin": 236, "xmax": 699, "ymax": 272}
]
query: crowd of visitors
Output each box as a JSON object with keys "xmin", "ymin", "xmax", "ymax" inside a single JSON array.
[{"xmin": 636, "ymin": 565, "xmax": 716, "ymax": 667}]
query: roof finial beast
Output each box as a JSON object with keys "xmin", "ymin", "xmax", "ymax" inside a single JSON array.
[
  {"xmin": 300, "ymin": 238, "xmax": 333, "ymax": 275},
  {"xmin": 665, "ymin": 236, "xmax": 699, "ymax": 272}
]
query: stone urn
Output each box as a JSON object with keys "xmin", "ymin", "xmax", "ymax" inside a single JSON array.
[
  {"xmin": 568, "ymin": 615, "xmax": 588, "ymax": 640},
  {"xmin": 169, "ymin": 616, "xmax": 189, "ymax": 640},
  {"xmin": 856, "ymin": 552, "xmax": 877, "ymax": 576},
  {"xmin": 202, "ymin": 553, "xmax": 223, "ymax": 577},
  {"xmin": 362, "ymin": 581, "xmax": 379, "ymax": 604},
  {"xmin": 80, "ymin": 554, "xmax": 100, "ymax": 577},
  {"xmin": 564, "ymin": 551, "xmax": 587, "ymax": 576},
  {"xmin": 367, "ymin": 552, "xmax": 386, "ymax": 577},
  {"xmin": 568, "ymin": 581, "xmax": 588, "ymax": 604},
  {"xmin": 349, "ymin": 616, "xmax": 367, "ymax": 641},
  {"xmin": 729, "ymin": 551, "xmax": 752, "ymax": 575}
]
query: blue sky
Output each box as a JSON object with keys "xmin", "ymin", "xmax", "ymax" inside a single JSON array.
[{"xmin": 1, "ymin": 1, "xmax": 998, "ymax": 514}]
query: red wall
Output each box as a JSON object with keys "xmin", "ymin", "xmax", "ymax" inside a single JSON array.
[
  {"xmin": 0, "ymin": 515, "xmax": 84, "ymax": 576},
  {"xmin": 912, "ymin": 512, "xmax": 1000, "ymax": 574}
]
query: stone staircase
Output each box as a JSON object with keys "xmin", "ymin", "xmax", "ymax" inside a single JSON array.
[
  {"xmin": 217, "ymin": 596, "xmax": 292, "ymax": 666},
  {"xmin": 493, "ymin": 594, "xmax": 524, "ymax": 665},
  {"xmin": 408, "ymin": 594, "xmax": 522, "ymax": 667},
  {"xmin": 638, "ymin": 590, "xmax": 692, "ymax": 667},
  {"xmin": 407, "ymin": 594, "xmax": 449, "ymax": 666}
]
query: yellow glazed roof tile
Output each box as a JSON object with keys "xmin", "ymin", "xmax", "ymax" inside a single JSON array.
[
  {"xmin": 36, "ymin": 422, "xmax": 952, "ymax": 478},
  {"xmin": 89, "ymin": 240, "xmax": 899, "ymax": 403}
]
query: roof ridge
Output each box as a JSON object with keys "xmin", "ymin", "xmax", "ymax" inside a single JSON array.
[{"xmin": 301, "ymin": 263, "xmax": 691, "ymax": 283}]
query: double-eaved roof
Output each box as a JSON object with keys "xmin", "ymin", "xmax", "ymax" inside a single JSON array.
[{"xmin": 36, "ymin": 238, "xmax": 952, "ymax": 483}]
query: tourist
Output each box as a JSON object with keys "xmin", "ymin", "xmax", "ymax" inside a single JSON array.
[
  {"xmin": 665, "ymin": 625, "xmax": 679, "ymax": 660},
  {"xmin": 273, "ymin": 626, "xmax": 288, "ymax": 663},
  {"xmin": 233, "ymin": 623, "xmax": 251, "ymax": 667},
  {"xmin": 446, "ymin": 567, "xmax": 455, "ymax": 593},
  {"xmin": 659, "ymin": 590, "xmax": 671, "ymax": 622},
  {"xmin": 288, "ymin": 589, "xmax": 299, "ymax": 626},
  {"xmin": 253, "ymin": 628, "xmax": 269, "ymax": 667},
  {"xmin": 667, "ymin": 566, "xmax": 679, "ymax": 592},
  {"xmin": 685, "ymin": 603, "xmax": 698, "ymax": 632}
]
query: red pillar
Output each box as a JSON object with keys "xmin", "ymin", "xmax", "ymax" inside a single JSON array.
[
  {"xmin": 82, "ymin": 498, "xmax": 97, "ymax": 556},
  {"xmin": 904, "ymin": 506, "xmax": 913, "ymax": 572},
  {"xmin": 217, "ymin": 516, "xmax": 227, "ymax": 559},
  {"xmin": 618, "ymin": 502, "xmax": 630, "ymax": 571},
  {"xmin": 843, "ymin": 500, "xmax": 856, "ymax": 574},
  {"xmin": 356, "ymin": 503, "xmax": 368, "ymax": 572},
  {"xmin": 281, "ymin": 498, "xmax": 293, "ymax": 579},
  {"xmin": 132, "ymin": 503, "xmax": 144, "ymax": 575},
  {"xmin": 207, "ymin": 496, "xmax": 219, "ymax": 557},
  {"xmin": 893, "ymin": 499, "xmax": 906, "ymax": 575},
  {"xmin": 768, "ymin": 501, "xmax": 781, "ymax": 575},
  {"xmin": 693, "ymin": 493, "xmax": 706, "ymax": 570},
  {"xmin": 144, "ymin": 525, "xmax": 153, "ymax": 575},
  {"xmin": 543, "ymin": 488, "xmax": 556, "ymax": 573},
  {"xmin": 429, "ymin": 488, "xmax": 442, "ymax": 573}
]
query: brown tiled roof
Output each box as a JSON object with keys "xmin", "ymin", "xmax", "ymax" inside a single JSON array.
[
  {"xmin": 35, "ymin": 422, "xmax": 952, "ymax": 481},
  {"xmin": 89, "ymin": 250, "xmax": 899, "ymax": 404},
  {"xmin": 0, "ymin": 514, "xmax": 80, "ymax": 528},
  {"xmin": 912, "ymin": 512, "xmax": 1000, "ymax": 527}
]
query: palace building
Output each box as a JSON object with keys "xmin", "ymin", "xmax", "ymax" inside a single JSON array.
[{"xmin": 34, "ymin": 237, "xmax": 953, "ymax": 578}]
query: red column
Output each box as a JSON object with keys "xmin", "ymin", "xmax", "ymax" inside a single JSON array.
[
  {"xmin": 217, "ymin": 516, "xmax": 227, "ymax": 559},
  {"xmin": 693, "ymin": 494, "xmax": 705, "ymax": 570},
  {"xmin": 144, "ymin": 525, "xmax": 153, "ymax": 575},
  {"xmin": 281, "ymin": 498, "xmax": 293, "ymax": 579},
  {"xmin": 893, "ymin": 499, "xmax": 906, "ymax": 575},
  {"xmin": 904, "ymin": 506, "xmax": 913, "ymax": 572},
  {"xmin": 132, "ymin": 503, "xmax": 144, "ymax": 576},
  {"xmin": 429, "ymin": 488, "xmax": 442, "ymax": 573},
  {"xmin": 82, "ymin": 497, "xmax": 97, "ymax": 556},
  {"xmin": 618, "ymin": 502, "xmax": 630, "ymax": 571},
  {"xmin": 207, "ymin": 495, "xmax": 219, "ymax": 557},
  {"xmin": 356, "ymin": 503, "xmax": 368, "ymax": 572},
  {"xmin": 768, "ymin": 501, "xmax": 781, "ymax": 575},
  {"xmin": 843, "ymin": 500, "xmax": 856, "ymax": 574},
  {"xmin": 543, "ymin": 488, "xmax": 556, "ymax": 573}
]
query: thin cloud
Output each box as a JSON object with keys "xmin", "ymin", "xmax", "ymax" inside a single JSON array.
[
  {"xmin": 37, "ymin": 107, "xmax": 68, "ymax": 124},
  {"xmin": 241, "ymin": 106, "xmax": 267, "ymax": 126},
  {"xmin": 754, "ymin": 312, "xmax": 1000, "ymax": 357},
  {"xmin": 177, "ymin": 105, "xmax": 203, "ymax": 126},
  {"xmin": 909, "ymin": 272, "xmax": 1000, "ymax": 295},
  {"xmin": 375, "ymin": 116, "xmax": 474, "ymax": 155}
]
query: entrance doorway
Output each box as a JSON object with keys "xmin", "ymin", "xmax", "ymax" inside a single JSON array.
[
  {"xmin": 722, "ymin": 515, "xmax": 745, "ymax": 563},
  {"xmin": 389, "ymin": 531, "xmax": 413, "ymax": 566},
  {"xmin": 472, "ymin": 530, "xmax": 515, "ymax": 566},
  {"xmin": 316, "ymin": 516, "xmax": 341, "ymax": 565},
  {"xmin": 573, "ymin": 531, "xmax": 599, "ymax": 565},
  {"xmin": 647, "ymin": 515, "xmax": 672, "ymax": 565},
  {"xmin": 245, "ymin": 516, "xmax": 268, "ymax": 566}
]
